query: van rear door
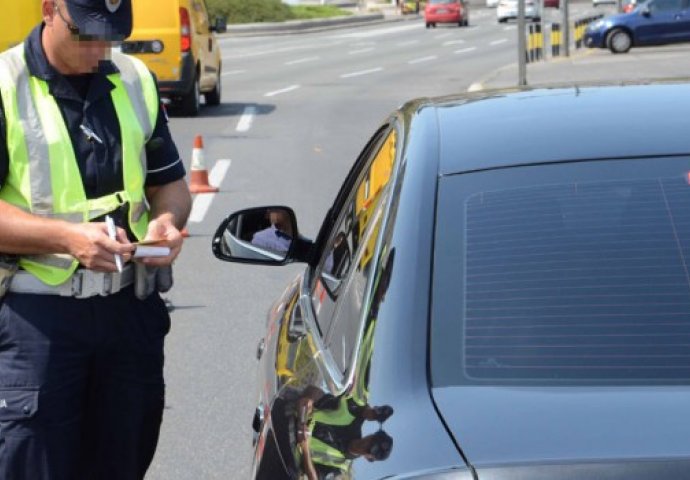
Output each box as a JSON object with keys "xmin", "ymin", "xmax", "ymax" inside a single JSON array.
[{"xmin": 124, "ymin": 1, "xmax": 182, "ymax": 84}]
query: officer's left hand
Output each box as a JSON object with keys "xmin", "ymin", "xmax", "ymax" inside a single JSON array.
[{"xmin": 137, "ymin": 216, "xmax": 184, "ymax": 266}]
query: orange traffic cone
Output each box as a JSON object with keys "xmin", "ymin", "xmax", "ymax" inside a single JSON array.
[{"xmin": 188, "ymin": 135, "xmax": 218, "ymax": 194}]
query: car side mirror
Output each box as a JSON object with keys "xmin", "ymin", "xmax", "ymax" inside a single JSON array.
[
  {"xmin": 212, "ymin": 16, "xmax": 227, "ymax": 33},
  {"xmin": 641, "ymin": 6, "xmax": 651, "ymax": 15},
  {"xmin": 212, "ymin": 206, "xmax": 313, "ymax": 265}
]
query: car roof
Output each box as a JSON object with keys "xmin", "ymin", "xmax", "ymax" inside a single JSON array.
[{"xmin": 406, "ymin": 81, "xmax": 690, "ymax": 176}]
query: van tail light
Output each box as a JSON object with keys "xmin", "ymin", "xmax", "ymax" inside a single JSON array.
[{"xmin": 180, "ymin": 7, "xmax": 191, "ymax": 52}]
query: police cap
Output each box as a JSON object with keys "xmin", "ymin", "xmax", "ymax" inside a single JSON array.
[{"xmin": 64, "ymin": 0, "xmax": 133, "ymax": 40}]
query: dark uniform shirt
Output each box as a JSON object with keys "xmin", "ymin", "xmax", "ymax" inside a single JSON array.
[{"xmin": 0, "ymin": 24, "xmax": 185, "ymax": 210}]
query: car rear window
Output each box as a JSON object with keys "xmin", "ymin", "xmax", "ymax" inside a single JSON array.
[{"xmin": 432, "ymin": 157, "xmax": 690, "ymax": 386}]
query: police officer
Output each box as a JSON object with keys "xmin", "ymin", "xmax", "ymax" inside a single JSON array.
[{"xmin": 0, "ymin": 0, "xmax": 191, "ymax": 478}]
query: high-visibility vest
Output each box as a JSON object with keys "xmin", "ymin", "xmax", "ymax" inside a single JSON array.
[{"xmin": 0, "ymin": 44, "xmax": 158, "ymax": 286}]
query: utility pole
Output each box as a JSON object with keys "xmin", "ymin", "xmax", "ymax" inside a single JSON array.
[
  {"xmin": 517, "ymin": 0, "xmax": 527, "ymax": 85},
  {"xmin": 561, "ymin": 0, "xmax": 570, "ymax": 56}
]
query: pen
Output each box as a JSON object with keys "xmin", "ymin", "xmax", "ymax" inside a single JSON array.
[
  {"xmin": 105, "ymin": 215, "xmax": 123, "ymax": 273},
  {"xmin": 80, "ymin": 124, "xmax": 104, "ymax": 144}
]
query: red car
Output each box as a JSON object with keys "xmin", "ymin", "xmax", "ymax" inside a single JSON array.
[
  {"xmin": 425, "ymin": 0, "xmax": 469, "ymax": 27},
  {"xmin": 544, "ymin": 0, "xmax": 559, "ymax": 7}
]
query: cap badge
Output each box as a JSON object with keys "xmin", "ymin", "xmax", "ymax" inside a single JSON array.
[{"xmin": 105, "ymin": 0, "xmax": 122, "ymax": 13}]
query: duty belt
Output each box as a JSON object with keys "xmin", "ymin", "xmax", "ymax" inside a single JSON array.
[{"xmin": 8, "ymin": 265, "xmax": 135, "ymax": 299}]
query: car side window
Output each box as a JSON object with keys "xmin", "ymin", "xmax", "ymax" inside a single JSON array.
[
  {"xmin": 310, "ymin": 128, "xmax": 397, "ymax": 340},
  {"xmin": 650, "ymin": 0, "xmax": 682, "ymax": 11}
]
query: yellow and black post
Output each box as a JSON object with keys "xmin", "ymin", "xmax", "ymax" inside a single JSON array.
[{"xmin": 551, "ymin": 22, "xmax": 561, "ymax": 57}]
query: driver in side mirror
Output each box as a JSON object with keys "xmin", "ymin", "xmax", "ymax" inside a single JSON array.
[{"xmin": 251, "ymin": 209, "xmax": 295, "ymax": 253}]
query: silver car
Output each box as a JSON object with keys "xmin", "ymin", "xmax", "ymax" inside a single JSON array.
[{"xmin": 497, "ymin": 0, "xmax": 541, "ymax": 21}]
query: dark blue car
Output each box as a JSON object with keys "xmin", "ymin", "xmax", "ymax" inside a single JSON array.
[
  {"xmin": 213, "ymin": 81, "xmax": 690, "ymax": 480},
  {"xmin": 585, "ymin": 0, "xmax": 690, "ymax": 53}
]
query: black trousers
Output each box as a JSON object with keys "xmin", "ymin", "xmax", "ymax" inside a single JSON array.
[{"xmin": 0, "ymin": 286, "xmax": 170, "ymax": 480}]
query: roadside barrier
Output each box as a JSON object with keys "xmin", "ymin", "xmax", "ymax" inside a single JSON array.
[
  {"xmin": 551, "ymin": 22, "xmax": 561, "ymax": 57},
  {"xmin": 575, "ymin": 14, "xmax": 604, "ymax": 49},
  {"xmin": 526, "ymin": 24, "xmax": 544, "ymax": 63},
  {"xmin": 188, "ymin": 134, "xmax": 219, "ymax": 194}
]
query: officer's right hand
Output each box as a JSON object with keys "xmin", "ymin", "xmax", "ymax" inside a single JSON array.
[{"xmin": 66, "ymin": 222, "xmax": 135, "ymax": 272}]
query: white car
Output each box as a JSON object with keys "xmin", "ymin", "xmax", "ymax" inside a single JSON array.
[
  {"xmin": 487, "ymin": 0, "xmax": 500, "ymax": 8},
  {"xmin": 497, "ymin": 0, "xmax": 541, "ymax": 21}
]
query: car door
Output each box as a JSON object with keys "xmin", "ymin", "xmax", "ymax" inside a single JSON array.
[
  {"xmin": 635, "ymin": 0, "xmax": 685, "ymax": 44},
  {"xmin": 255, "ymin": 126, "xmax": 398, "ymax": 480},
  {"xmin": 676, "ymin": 0, "xmax": 690, "ymax": 40}
]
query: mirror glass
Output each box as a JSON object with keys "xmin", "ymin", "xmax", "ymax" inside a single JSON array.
[{"xmin": 218, "ymin": 207, "xmax": 296, "ymax": 263}]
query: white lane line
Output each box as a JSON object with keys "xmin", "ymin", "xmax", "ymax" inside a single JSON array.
[
  {"xmin": 398, "ymin": 39, "xmax": 420, "ymax": 47},
  {"xmin": 435, "ymin": 33, "xmax": 453, "ymax": 39},
  {"xmin": 264, "ymin": 85, "xmax": 300, "ymax": 97},
  {"xmin": 490, "ymin": 38, "xmax": 508, "ymax": 46},
  {"xmin": 454, "ymin": 46, "xmax": 477, "ymax": 54},
  {"xmin": 443, "ymin": 39, "xmax": 466, "ymax": 46},
  {"xmin": 340, "ymin": 67, "xmax": 383, "ymax": 78},
  {"xmin": 285, "ymin": 56, "xmax": 319, "ymax": 65},
  {"xmin": 236, "ymin": 105, "xmax": 257, "ymax": 132},
  {"xmin": 222, "ymin": 70, "xmax": 246, "ymax": 76},
  {"xmin": 408, "ymin": 55, "xmax": 437, "ymax": 64},
  {"xmin": 188, "ymin": 159, "xmax": 232, "ymax": 223},
  {"xmin": 503, "ymin": 26, "xmax": 516, "ymax": 31},
  {"xmin": 334, "ymin": 23, "xmax": 421, "ymax": 38},
  {"xmin": 349, "ymin": 47, "xmax": 374, "ymax": 54}
]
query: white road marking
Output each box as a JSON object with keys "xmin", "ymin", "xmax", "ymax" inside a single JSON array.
[
  {"xmin": 340, "ymin": 67, "xmax": 383, "ymax": 78},
  {"xmin": 435, "ymin": 33, "xmax": 453, "ymax": 39},
  {"xmin": 443, "ymin": 39, "xmax": 466, "ymax": 46},
  {"xmin": 349, "ymin": 47, "xmax": 375, "ymax": 54},
  {"xmin": 490, "ymin": 38, "xmax": 508, "ymax": 45},
  {"xmin": 408, "ymin": 55, "xmax": 437, "ymax": 64},
  {"xmin": 264, "ymin": 85, "xmax": 300, "ymax": 97},
  {"xmin": 236, "ymin": 106, "xmax": 257, "ymax": 132},
  {"xmin": 222, "ymin": 70, "xmax": 246, "ymax": 76},
  {"xmin": 285, "ymin": 56, "xmax": 319, "ymax": 65},
  {"xmin": 222, "ymin": 41, "xmax": 343, "ymax": 60},
  {"xmin": 398, "ymin": 39, "xmax": 420, "ymax": 47},
  {"xmin": 503, "ymin": 25, "xmax": 516, "ymax": 31},
  {"xmin": 454, "ymin": 46, "xmax": 477, "ymax": 54},
  {"xmin": 333, "ymin": 23, "xmax": 421, "ymax": 39},
  {"xmin": 188, "ymin": 159, "xmax": 232, "ymax": 223}
]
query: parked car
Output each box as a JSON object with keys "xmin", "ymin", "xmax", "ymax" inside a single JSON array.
[
  {"xmin": 544, "ymin": 0, "xmax": 560, "ymax": 8},
  {"xmin": 585, "ymin": 0, "xmax": 690, "ymax": 53},
  {"xmin": 213, "ymin": 81, "xmax": 690, "ymax": 480},
  {"xmin": 425, "ymin": 0, "xmax": 469, "ymax": 27},
  {"xmin": 497, "ymin": 0, "xmax": 541, "ymax": 22}
]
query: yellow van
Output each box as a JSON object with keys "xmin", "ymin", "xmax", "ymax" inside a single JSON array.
[
  {"xmin": 122, "ymin": 0, "xmax": 227, "ymax": 116},
  {"xmin": 0, "ymin": 1, "xmax": 43, "ymax": 53}
]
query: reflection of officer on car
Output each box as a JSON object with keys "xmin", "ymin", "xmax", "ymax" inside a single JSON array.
[
  {"xmin": 296, "ymin": 386, "xmax": 394, "ymax": 480},
  {"xmin": 0, "ymin": 0, "xmax": 191, "ymax": 478}
]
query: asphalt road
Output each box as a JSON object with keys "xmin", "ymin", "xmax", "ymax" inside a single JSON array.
[{"xmin": 144, "ymin": 2, "xmax": 673, "ymax": 478}]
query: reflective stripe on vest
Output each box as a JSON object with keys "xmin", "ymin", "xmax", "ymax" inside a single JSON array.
[
  {"xmin": 308, "ymin": 437, "xmax": 350, "ymax": 472},
  {"xmin": 0, "ymin": 45, "xmax": 156, "ymax": 285}
]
